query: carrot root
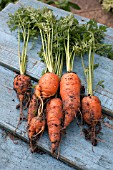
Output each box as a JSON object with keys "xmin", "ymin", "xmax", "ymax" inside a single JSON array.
[
  {"xmin": 14, "ymin": 74, "xmax": 31, "ymax": 130},
  {"xmin": 28, "ymin": 117, "xmax": 45, "ymax": 139},
  {"xmin": 14, "ymin": 74, "xmax": 31, "ymax": 94},
  {"xmin": 60, "ymin": 72, "xmax": 81, "ymax": 129},
  {"xmin": 82, "ymin": 95, "xmax": 102, "ymax": 145},
  {"xmin": 28, "ymin": 116, "xmax": 45, "ymax": 152},
  {"xmin": 46, "ymin": 98, "xmax": 63, "ymax": 154},
  {"xmin": 38, "ymin": 72, "xmax": 59, "ymax": 98},
  {"xmin": 82, "ymin": 95, "xmax": 102, "ymax": 126}
]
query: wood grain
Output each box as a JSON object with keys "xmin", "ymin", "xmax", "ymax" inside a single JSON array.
[{"xmin": 0, "ymin": 128, "xmax": 74, "ymax": 170}]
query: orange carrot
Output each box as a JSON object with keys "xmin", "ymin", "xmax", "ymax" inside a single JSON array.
[
  {"xmin": 14, "ymin": 74, "xmax": 31, "ymax": 126},
  {"xmin": 27, "ymin": 92, "xmax": 45, "ymax": 152},
  {"xmin": 27, "ymin": 72, "xmax": 59, "ymax": 152},
  {"xmin": 8, "ymin": 8, "xmax": 34, "ymax": 129},
  {"xmin": 46, "ymin": 98, "xmax": 63, "ymax": 154},
  {"xmin": 28, "ymin": 72, "xmax": 59, "ymax": 123},
  {"xmin": 60, "ymin": 72, "xmax": 81, "ymax": 129},
  {"xmin": 28, "ymin": 116, "xmax": 45, "ymax": 140},
  {"xmin": 82, "ymin": 95, "xmax": 102, "ymax": 145},
  {"xmin": 82, "ymin": 95, "xmax": 102, "ymax": 126},
  {"xmin": 28, "ymin": 116, "xmax": 45, "ymax": 152},
  {"xmin": 35, "ymin": 72, "xmax": 60, "ymax": 98},
  {"xmin": 14, "ymin": 75, "xmax": 31, "ymax": 95}
]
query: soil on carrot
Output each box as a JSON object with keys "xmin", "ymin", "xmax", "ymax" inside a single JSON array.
[
  {"xmin": 72, "ymin": 0, "xmax": 113, "ymax": 28},
  {"xmin": 83, "ymin": 122, "xmax": 102, "ymax": 146}
]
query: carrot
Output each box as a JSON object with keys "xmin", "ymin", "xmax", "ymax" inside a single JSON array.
[
  {"xmin": 57, "ymin": 15, "xmax": 82, "ymax": 129},
  {"xmin": 27, "ymin": 72, "xmax": 60, "ymax": 152},
  {"xmin": 60, "ymin": 72, "xmax": 81, "ymax": 129},
  {"xmin": 28, "ymin": 94, "xmax": 38, "ymax": 126},
  {"xmin": 8, "ymin": 8, "xmax": 38, "ymax": 130},
  {"xmin": 79, "ymin": 27, "xmax": 104, "ymax": 145},
  {"xmin": 27, "ymin": 70, "xmax": 60, "ymax": 152},
  {"xmin": 82, "ymin": 96, "xmax": 102, "ymax": 126},
  {"xmin": 82, "ymin": 95, "xmax": 102, "ymax": 146},
  {"xmin": 28, "ymin": 117, "xmax": 45, "ymax": 140},
  {"xmin": 27, "ymin": 9, "xmax": 64, "ymax": 152},
  {"xmin": 28, "ymin": 91, "xmax": 45, "ymax": 152},
  {"xmin": 14, "ymin": 74, "xmax": 31, "ymax": 121},
  {"xmin": 35, "ymin": 72, "xmax": 59, "ymax": 99},
  {"xmin": 28, "ymin": 116, "xmax": 45, "ymax": 152},
  {"xmin": 33, "ymin": 72, "xmax": 60, "ymax": 124},
  {"xmin": 46, "ymin": 98, "xmax": 63, "ymax": 154}
]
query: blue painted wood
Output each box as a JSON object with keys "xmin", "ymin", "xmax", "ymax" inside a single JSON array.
[
  {"xmin": 0, "ymin": 128, "xmax": 75, "ymax": 170},
  {"xmin": 0, "ymin": 65, "xmax": 113, "ymax": 169}
]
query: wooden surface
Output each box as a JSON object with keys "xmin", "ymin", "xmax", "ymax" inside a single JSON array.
[
  {"xmin": 0, "ymin": 0, "xmax": 113, "ymax": 169},
  {"xmin": 0, "ymin": 128, "xmax": 75, "ymax": 170}
]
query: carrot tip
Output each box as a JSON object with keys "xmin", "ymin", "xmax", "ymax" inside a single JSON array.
[
  {"xmin": 60, "ymin": 127, "xmax": 66, "ymax": 135},
  {"xmin": 29, "ymin": 139, "xmax": 37, "ymax": 153},
  {"xmin": 51, "ymin": 148, "xmax": 55, "ymax": 154}
]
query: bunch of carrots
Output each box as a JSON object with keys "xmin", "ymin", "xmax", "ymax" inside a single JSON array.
[{"xmin": 8, "ymin": 7, "xmax": 108, "ymax": 155}]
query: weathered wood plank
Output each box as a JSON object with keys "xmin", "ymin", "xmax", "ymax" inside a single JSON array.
[
  {"xmin": 0, "ymin": 128, "xmax": 75, "ymax": 170},
  {"xmin": 0, "ymin": 65, "xmax": 113, "ymax": 170}
]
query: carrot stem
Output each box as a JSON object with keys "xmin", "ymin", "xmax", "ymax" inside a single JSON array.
[
  {"xmin": 18, "ymin": 26, "xmax": 23, "ymax": 74},
  {"xmin": 88, "ymin": 46, "xmax": 93, "ymax": 95},
  {"xmin": 65, "ymin": 28, "xmax": 74, "ymax": 72},
  {"xmin": 39, "ymin": 26, "xmax": 53, "ymax": 73},
  {"xmin": 17, "ymin": 18, "xmax": 30, "ymax": 75},
  {"xmin": 81, "ymin": 32, "xmax": 95, "ymax": 96}
]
